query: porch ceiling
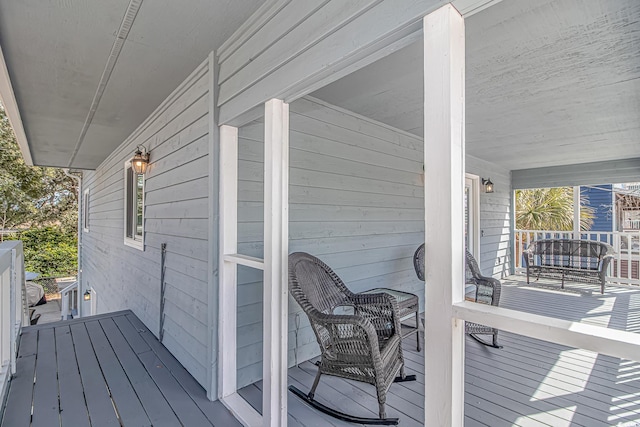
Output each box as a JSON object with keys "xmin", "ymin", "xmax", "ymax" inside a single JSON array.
[
  {"xmin": 0, "ymin": 0, "xmax": 264, "ymax": 169},
  {"xmin": 312, "ymin": 0, "xmax": 640, "ymax": 171}
]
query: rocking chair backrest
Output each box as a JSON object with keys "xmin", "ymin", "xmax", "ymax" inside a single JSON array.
[
  {"xmin": 413, "ymin": 244, "xmax": 425, "ymax": 281},
  {"xmin": 288, "ymin": 252, "xmax": 354, "ymax": 315},
  {"xmin": 465, "ymin": 249, "xmax": 480, "ymax": 284},
  {"xmin": 413, "ymin": 243, "xmax": 477, "ymax": 285}
]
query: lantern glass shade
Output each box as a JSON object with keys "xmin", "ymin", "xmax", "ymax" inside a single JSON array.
[
  {"xmin": 131, "ymin": 149, "xmax": 150, "ymax": 174},
  {"xmin": 483, "ymin": 178, "xmax": 494, "ymax": 193},
  {"xmin": 83, "ymin": 290, "xmax": 91, "ymax": 301}
]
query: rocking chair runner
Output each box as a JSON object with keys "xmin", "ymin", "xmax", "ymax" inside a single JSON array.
[
  {"xmin": 288, "ymin": 252, "xmax": 415, "ymax": 425},
  {"xmin": 414, "ymin": 244, "xmax": 502, "ymax": 348}
]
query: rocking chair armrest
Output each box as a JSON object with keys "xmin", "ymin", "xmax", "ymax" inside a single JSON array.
[
  {"xmin": 351, "ymin": 292, "xmax": 402, "ymax": 337},
  {"xmin": 310, "ymin": 312, "xmax": 383, "ymax": 360},
  {"xmin": 474, "ymin": 277, "xmax": 501, "ymax": 306},
  {"xmin": 601, "ymin": 253, "xmax": 615, "ymax": 264}
]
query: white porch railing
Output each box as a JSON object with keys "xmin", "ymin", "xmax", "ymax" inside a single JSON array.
[
  {"xmin": 60, "ymin": 281, "xmax": 79, "ymax": 320},
  {"xmin": 514, "ymin": 229, "xmax": 640, "ymax": 286},
  {"xmin": 623, "ymin": 219, "xmax": 640, "ymax": 230},
  {"xmin": 0, "ymin": 241, "xmax": 28, "ymax": 405}
]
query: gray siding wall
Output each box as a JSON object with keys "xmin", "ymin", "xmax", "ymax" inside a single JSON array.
[
  {"xmin": 81, "ymin": 60, "xmax": 211, "ymax": 387},
  {"xmin": 215, "ymin": 0, "xmax": 449, "ymax": 124},
  {"xmin": 467, "ymin": 156, "xmax": 512, "ymax": 278},
  {"xmin": 235, "ymin": 97, "xmax": 425, "ymax": 387},
  {"xmin": 512, "ymin": 158, "xmax": 640, "ymax": 189}
]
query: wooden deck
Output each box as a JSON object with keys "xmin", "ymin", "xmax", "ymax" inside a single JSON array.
[
  {"xmin": 0, "ymin": 310, "xmax": 241, "ymax": 427},
  {"xmin": 3, "ymin": 277, "xmax": 640, "ymax": 426},
  {"xmin": 238, "ymin": 276, "xmax": 640, "ymax": 426}
]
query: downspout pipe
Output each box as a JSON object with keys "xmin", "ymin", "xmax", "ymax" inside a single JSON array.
[{"xmin": 63, "ymin": 169, "xmax": 82, "ymax": 317}]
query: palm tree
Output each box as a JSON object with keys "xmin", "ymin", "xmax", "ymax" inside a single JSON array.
[{"xmin": 516, "ymin": 187, "xmax": 594, "ymax": 231}]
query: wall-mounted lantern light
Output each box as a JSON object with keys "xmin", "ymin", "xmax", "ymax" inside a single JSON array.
[
  {"xmin": 83, "ymin": 290, "xmax": 92, "ymax": 301},
  {"xmin": 131, "ymin": 145, "xmax": 150, "ymax": 175},
  {"xmin": 482, "ymin": 178, "xmax": 494, "ymax": 193}
]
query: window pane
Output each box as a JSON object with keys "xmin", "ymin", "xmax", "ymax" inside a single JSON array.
[
  {"xmin": 135, "ymin": 173, "xmax": 143, "ymax": 237},
  {"xmin": 83, "ymin": 192, "xmax": 90, "ymax": 230},
  {"xmin": 465, "ymin": 185, "xmax": 470, "ymax": 250},
  {"xmin": 126, "ymin": 168, "xmax": 134, "ymax": 238}
]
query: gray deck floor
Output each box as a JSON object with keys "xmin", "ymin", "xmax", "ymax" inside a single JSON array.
[
  {"xmin": 239, "ymin": 276, "xmax": 640, "ymax": 426},
  {"xmin": 0, "ymin": 310, "xmax": 241, "ymax": 427},
  {"xmin": 3, "ymin": 277, "xmax": 640, "ymax": 426}
]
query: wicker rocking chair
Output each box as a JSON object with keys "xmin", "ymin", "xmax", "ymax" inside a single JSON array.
[
  {"xmin": 288, "ymin": 252, "xmax": 415, "ymax": 425},
  {"xmin": 413, "ymin": 244, "xmax": 502, "ymax": 348}
]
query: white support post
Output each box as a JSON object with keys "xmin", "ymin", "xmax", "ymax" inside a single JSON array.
[
  {"xmin": 218, "ymin": 124, "xmax": 239, "ymax": 400},
  {"xmin": 263, "ymin": 98, "xmax": 289, "ymax": 427},
  {"xmin": 423, "ymin": 5, "xmax": 466, "ymax": 426},
  {"xmin": 573, "ymin": 186, "xmax": 581, "ymax": 240}
]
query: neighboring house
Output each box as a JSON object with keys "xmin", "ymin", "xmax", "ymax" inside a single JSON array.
[
  {"xmin": 580, "ymin": 184, "xmax": 640, "ymax": 234},
  {"xmin": 1, "ymin": 0, "xmax": 639, "ymax": 425},
  {"xmin": 582, "ymin": 185, "xmax": 614, "ymax": 232},
  {"xmin": 614, "ymin": 183, "xmax": 640, "ymax": 233}
]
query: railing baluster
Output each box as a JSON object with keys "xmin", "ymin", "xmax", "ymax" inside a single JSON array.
[{"xmin": 0, "ymin": 241, "xmax": 26, "ymax": 404}]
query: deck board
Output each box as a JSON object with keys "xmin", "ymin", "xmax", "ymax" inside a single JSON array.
[
  {"xmin": 123, "ymin": 313, "xmax": 243, "ymax": 427},
  {"xmin": 70, "ymin": 323, "xmax": 120, "ymax": 427},
  {"xmin": 55, "ymin": 326, "xmax": 91, "ymax": 427},
  {"xmin": 84, "ymin": 319, "xmax": 152, "ymax": 427},
  {"xmin": 1, "ymin": 310, "xmax": 239, "ymax": 427},
  {"xmin": 1, "ymin": 354, "xmax": 35, "ymax": 427},
  {"xmin": 31, "ymin": 329, "xmax": 59, "ymax": 427}
]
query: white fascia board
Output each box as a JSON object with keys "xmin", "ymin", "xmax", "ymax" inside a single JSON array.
[{"xmin": 0, "ymin": 44, "xmax": 32, "ymax": 166}]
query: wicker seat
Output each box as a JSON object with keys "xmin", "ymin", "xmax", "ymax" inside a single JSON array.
[
  {"xmin": 413, "ymin": 244, "xmax": 502, "ymax": 348},
  {"xmin": 288, "ymin": 252, "xmax": 413, "ymax": 423}
]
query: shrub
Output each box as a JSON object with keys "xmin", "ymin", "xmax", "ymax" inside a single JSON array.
[{"xmin": 9, "ymin": 227, "xmax": 77, "ymax": 276}]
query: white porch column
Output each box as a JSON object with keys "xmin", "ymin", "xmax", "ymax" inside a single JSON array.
[
  {"xmin": 573, "ymin": 186, "xmax": 581, "ymax": 239},
  {"xmin": 263, "ymin": 98, "xmax": 289, "ymax": 427},
  {"xmin": 218, "ymin": 124, "xmax": 239, "ymax": 400},
  {"xmin": 423, "ymin": 5, "xmax": 466, "ymax": 426}
]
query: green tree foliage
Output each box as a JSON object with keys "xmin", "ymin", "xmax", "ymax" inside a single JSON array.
[
  {"xmin": 516, "ymin": 187, "xmax": 595, "ymax": 231},
  {"xmin": 1, "ymin": 104, "xmax": 78, "ymax": 276},
  {"xmin": 0, "ymin": 105, "xmax": 78, "ymax": 235},
  {"xmin": 12, "ymin": 227, "xmax": 77, "ymax": 276}
]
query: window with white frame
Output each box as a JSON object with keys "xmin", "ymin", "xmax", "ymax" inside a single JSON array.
[
  {"xmin": 83, "ymin": 189, "xmax": 90, "ymax": 232},
  {"xmin": 124, "ymin": 161, "xmax": 145, "ymax": 250}
]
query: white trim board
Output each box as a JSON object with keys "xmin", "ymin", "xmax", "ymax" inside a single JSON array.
[
  {"xmin": 0, "ymin": 44, "xmax": 32, "ymax": 165},
  {"xmin": 453, "ymin": 301, "xmax": 640, "ymax": 361}
]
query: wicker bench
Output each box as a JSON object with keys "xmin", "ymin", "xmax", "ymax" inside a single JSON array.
[{"xmin": 523, "ymin": 239, "xmax": 614, "ymax": 294}]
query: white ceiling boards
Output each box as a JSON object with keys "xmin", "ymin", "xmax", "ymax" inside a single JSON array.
[
  {"xmin": 0, "ymin": 0, "xmax": 265, "ymax": 169},
  {"xmin": 312, "ymin": 0, "xmax": 640, "ymax": 171},
  {"xmin": 0, "ymin": 0, "xmax": 638, "ymax": 173}
]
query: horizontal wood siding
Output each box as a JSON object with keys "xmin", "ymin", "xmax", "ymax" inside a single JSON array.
[
  {"xmin": 467, "ymin": 156, "xmax": 512, "ymax": 278},
  {"xmin": 512, "ymin": 158, "xmax": 640, "ymax": 189},
  {"xmin": 216, "ymin": 0, "xmax": 448, "ymax": 125},
  {"xmin": 81, "ymin": 59, "xmax": 211, "ymax": 387},
  {"xmin": 235, "ymin": 97, "xmax": 425, "ymax": 387}
]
